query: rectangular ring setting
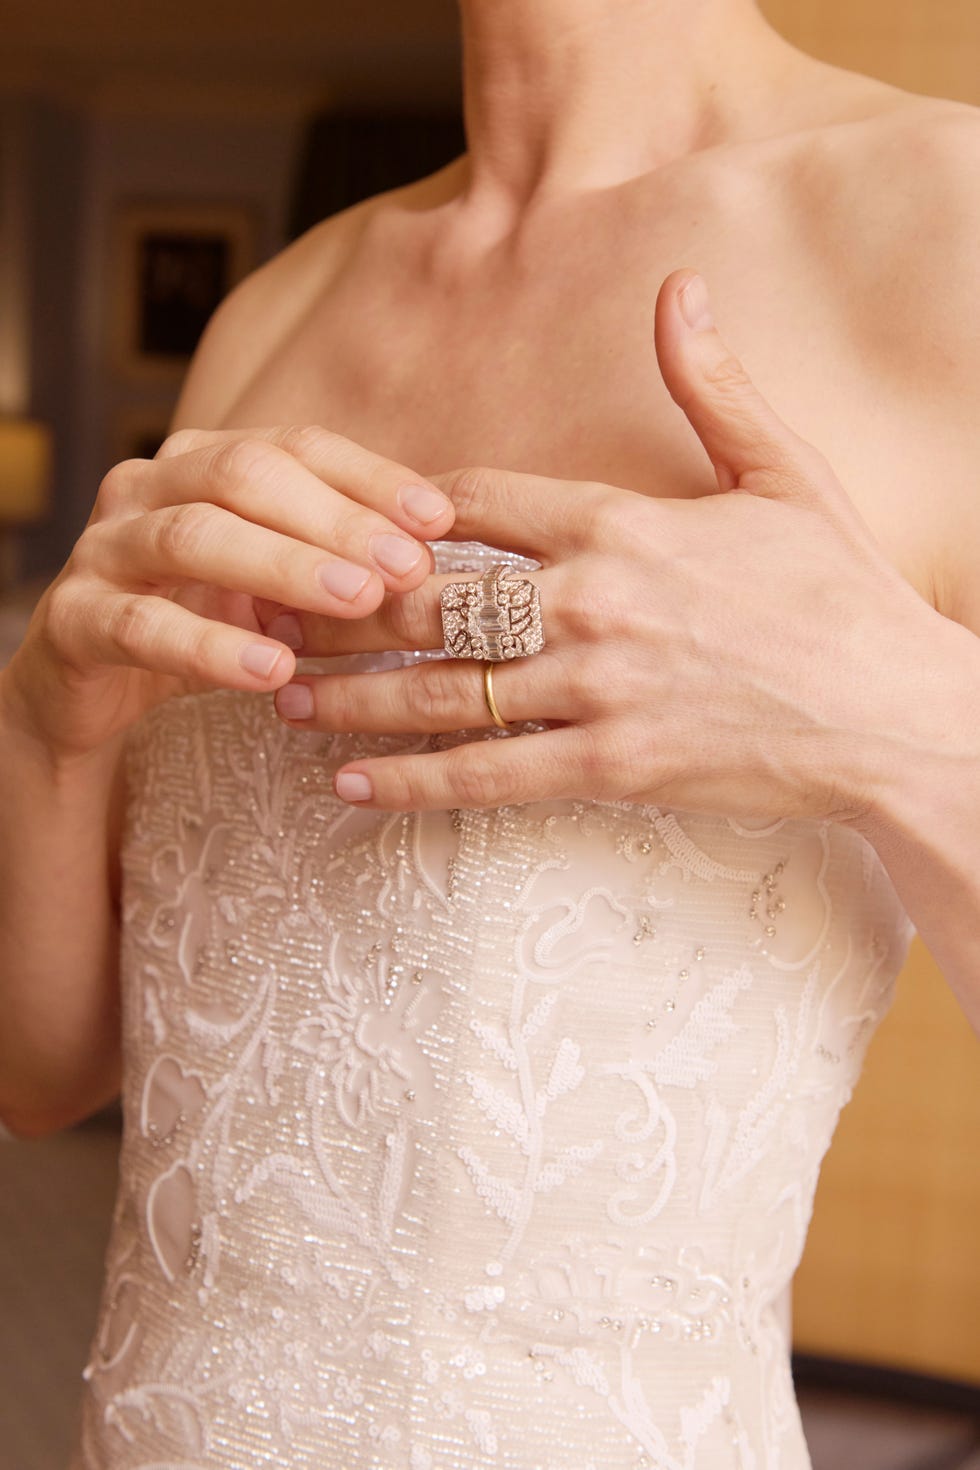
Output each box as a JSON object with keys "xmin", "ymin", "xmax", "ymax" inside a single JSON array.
[{"xmin": 440, "ymin": 564, "xmax": 545, "ymax": 660}]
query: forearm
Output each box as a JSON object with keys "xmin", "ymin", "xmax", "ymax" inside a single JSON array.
[
  {"xmin": 851, "ymin": 612, "xmax": 980, "ymax": 1038},
  {"xmin": 0, "ymin": 668, "xmax": 125, "ymax": 1137}
]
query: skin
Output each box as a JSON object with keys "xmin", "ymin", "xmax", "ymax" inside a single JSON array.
[{"xmin": 1, "ymin": 0, "xmax": 978, "ymax": 1136}]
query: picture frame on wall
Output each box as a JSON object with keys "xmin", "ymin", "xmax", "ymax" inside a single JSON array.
[{"xmin": 109, "ymin": 200, "xmax": 258, "ymax": 382}]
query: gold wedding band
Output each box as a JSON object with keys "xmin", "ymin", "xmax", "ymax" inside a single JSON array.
[{"xmin": 482, "ymin": 660, "xmax": 512, "ymax": 730}]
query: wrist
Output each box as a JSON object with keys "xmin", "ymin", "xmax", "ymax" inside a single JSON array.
[
  {"xmin": 0, "ymin": 654, "xmax": 121, "ymax": 785},
  {"xmin": 845, "ymin": 607, "xmax": 980, "ymax": 851}
]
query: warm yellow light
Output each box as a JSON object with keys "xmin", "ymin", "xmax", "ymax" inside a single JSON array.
[{"xmin": 0, "ymin": 418, "xmax": 52, "ymax": 524}]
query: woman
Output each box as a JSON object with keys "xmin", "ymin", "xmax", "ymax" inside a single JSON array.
[{"xmin": 1, "ymin": 0, "xmax": 978, "ymax": 1464}]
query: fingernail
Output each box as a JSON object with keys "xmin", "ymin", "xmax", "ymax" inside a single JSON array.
[
  {"xmin": 399, "ymin": 483, "xmax": 450, "ymax": 525},
  {"xmin": 679, "ymin": 274, "xmax": 714, "ymax": 332},
  {"xmin": 240, "ymin": 642, "xmax": 282, "ymax": 679},
  {"xmin": 370, "ymin": 532, "xmax": 425, "ymax": 577},
  {"xmin": 336, "ymin": 771, "xmax": 373, "ymax": 803},
  {"xmin": 266, "ymin": 612, "xmax": 303, "ymax": 650},
  {"xmin": 317, "ymin": 560, "xmax": 372, "ymax": 601},
  {"xmin": 275, "ymin": 683, "xmax": 314, "ymax": 720}
]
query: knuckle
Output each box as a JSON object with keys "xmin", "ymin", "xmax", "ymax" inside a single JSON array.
[
  {"xmin": 94, "ymin": 459, "xmax": 142, "ymax": 517},
  {"xmin": 154, "ymin": 502, "xmax": 219, "ymax": 566},
  {"xmin": 278, "ymin": 424, "xmax": 398, "ymax": 501},
  {"xmin": 380, "ymin": 763, "xmax": 419, "ymax": 812},
  {"xmin": 559, "ymin": 565, "xmax": 620, "ymax": 641},
  {"xmin": 68, "ymin": 521, "xmax": 108, "ymax": 574},
  {"xmin": 155, "ymin": 428, "xmax": 202, "ymax": 461},
  {"xmin": 703, "ymin": 349, "xmax": 751, "ymax": 397},
  {"xmin": 569, "ymin": 484, "xmax": 632, "ymax": 549},
  {"xmin": 562, "ymin": 648, "xmax": 606, "ymax": 709},
  {"xmin": 358, "ymin": 448, "xmax": 416, "ymax": 505},
  {"xmin": 208, "ymin": 436, "xmax": 285, "ymax": 496},
  {"xmin": 184, "ymin": 620, "xmax": 223, "ymax": 681},
  {"xmin": 378, "ymin": 586, "xmax": 427, "ymax": 646},
  {"xmin": 578, "ymin": 720, "xmax": 639, "ymax": 796},
  {"xmin": 39, "ymin": 575, "xmax": 104, "ymax": 677},
  {"xmin": 40, "ymin": 576, "xmax": 82, "ymax": 647},
  {"xmin": 444, "ymin": 746, "xmax": 500, "ymax": 808},
  {"xmin": 439, "ymin": 466, "xmax": 499, "ymax": 521},
  {"xmin": 407, "ymin": 662, "xmax": 459, "ymax": 727},
  {"xmin": 615, "ymin": 497, "xmax": 660, "ymax": 548},
  {"xmin": 332, "ymin": 497, "xmax": 377, "ymax": 549},
  {"xmin": 558, "ymin": 574, "xmax": 593, "ymax": 638},
  {"xmin": 273, "ymin": 423, "xmax": 334, "ymax": 461},
  {"xmin": 259, "ymin": 528, "xmax": 302, "ymax": 587},
  {"xmin": 577, "ymin": 724, "xmax": 606, "ymax": 783},
  {"xmin": 107, "ymin": 593, "xmax": 160, "ymax": 660},
  {"xmin": 361, "ymin": 458, "xmax": 402, "ymax": 507}
]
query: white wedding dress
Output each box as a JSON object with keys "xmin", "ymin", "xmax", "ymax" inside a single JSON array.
[{"xmin": 71, "ymin": 542, "xmax": 915, "ymax": 1470}]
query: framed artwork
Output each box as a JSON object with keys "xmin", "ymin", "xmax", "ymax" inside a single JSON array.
[{"xmin": 109, "ymin": 200, "xmax": 258, "ymax": 382}]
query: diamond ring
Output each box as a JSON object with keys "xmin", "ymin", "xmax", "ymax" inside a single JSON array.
[{"xmin": 439, "ymin": 563, "xmax": 545, "ymax": 661}]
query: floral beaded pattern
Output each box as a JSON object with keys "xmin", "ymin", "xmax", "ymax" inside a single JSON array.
[{"xmin": 72, "ymin": 542, "xmax": 915, "ymax": 1470}]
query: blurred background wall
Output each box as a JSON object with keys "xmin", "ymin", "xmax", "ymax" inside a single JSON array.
[{"xmin": 0, "ymin": 1, "xmax": 978, "ymax": 1466}]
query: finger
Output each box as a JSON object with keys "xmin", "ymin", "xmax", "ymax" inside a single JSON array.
[
  {"xmin": 654, "ymin": 269, "xmax": 828, "ymax": 500},
  {"xmin": 330, "ymin": 722, "xmax": 605, "ymax": 811},
  {"xmin": 273, "ymin": 646, "xmax": 574, "ymax": 731},
  {"xmin": 113, "ymin": 436, "xmax": 445, "ymax": 593},
  {"xmin": 427, "ymin": 464, "xmax": 620, "ymax": 560},
  {"xmin": 154, "ymin": 424, "xmax": 456, "ymax": 539},
  {"xmin": 274, "ymin": 563, "xmax": 565, "ymax": 658},
  {"xmin": 64, "ymin": 584, "xmax": 295, "ymax": 690},
  {"xmin": 80, "ymin": 500, "xmax": 387, "ymax": 619}
]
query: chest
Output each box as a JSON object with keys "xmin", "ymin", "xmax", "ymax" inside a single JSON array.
[{"xmin": 224, "ymin": 187, "xmax": 938, "ymax": 606}]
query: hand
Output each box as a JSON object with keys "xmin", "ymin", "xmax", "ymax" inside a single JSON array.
[
  {"xmin": 273, "ymin": 271, "xmax": 937, "ymax": 823},
  {"xmin": 0, "ymin": 426, "xmax": 455, "ymax": 761}
]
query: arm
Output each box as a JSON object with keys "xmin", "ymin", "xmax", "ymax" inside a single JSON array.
[
  {"xmin": 0, "ymin": 699, "xmax": 127, "ymax": 1137},
  {"xmin": 0, "ymin": 203, "xmax": 455, "ymax": 1139},
  {"xmin": 0, "ymin": 325, "xmax": 240, "ymax": 1139},
  {"xmin": 847, "ymin": 594, "xmax": 980, "ymax": 1036},
  {"xmin": 0, "ymin": 236, "xmax": 327, "ymax": 1138},
  {"xmin": 848, "ymin": 108, "xmax": 980, "ymax": 1035}
]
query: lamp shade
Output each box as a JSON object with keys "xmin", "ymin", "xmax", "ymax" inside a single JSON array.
[{"xmin": 0, "ymin": 418, "xmax": 52, "ymax": 525}]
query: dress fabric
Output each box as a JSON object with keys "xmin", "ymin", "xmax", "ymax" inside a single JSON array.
[{"xmin": 72, "ymin": 542, "xmax": 915, "ymax": 1470}]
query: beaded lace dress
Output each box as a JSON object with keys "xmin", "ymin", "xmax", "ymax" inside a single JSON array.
[{"xmin": 72, "ymin": 542, "xmax": 915, "ymax": 1470}]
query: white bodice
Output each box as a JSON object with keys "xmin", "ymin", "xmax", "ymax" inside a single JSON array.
[{"xmin": 72, "ymin": 543, "xmax": 914, "ymax": 1470}]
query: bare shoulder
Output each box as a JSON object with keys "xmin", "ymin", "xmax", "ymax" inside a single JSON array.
[
  {"xmin": 790, "ymin": 91, "xmax": 980, "ymax": 632},
  {"xmin": 785, "ymin": 90, "xmax": 979, "ymax": 347},
  {"xmin": 815, "ymin": 95, "xmax": 979, "ymax": 418},
  {"xmin": 166, "ymin": 203, "xmax": 370, "ymax": 433},
  {"xmin": 167, "ymin": 163, "xmax": 462, "ymax": 434},
  {"xmin": 814, "ymin": 92, "xmax": 979, "ymax": 307}
]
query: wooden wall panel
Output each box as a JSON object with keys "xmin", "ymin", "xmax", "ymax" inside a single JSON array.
[{"xmin": 760, "ymin": 0, "xmax": 980, "ymax": 105}]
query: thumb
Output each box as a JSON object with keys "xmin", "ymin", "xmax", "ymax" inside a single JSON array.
[{"xmin": 654, "ymin": 269, "xmax": 818, "ymax": 497}]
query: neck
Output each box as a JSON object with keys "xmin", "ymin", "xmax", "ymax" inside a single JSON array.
[{"xmin": 457, "ymin": 0, "xmax": 796, "ymax": 210}]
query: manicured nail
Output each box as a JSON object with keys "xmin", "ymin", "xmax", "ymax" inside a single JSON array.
[
  {"xmin": 317, "ymin": 559, "xmax": 372, "ymax": 601},
  {"xmin": 370, "ymin": 533, "xmax": 425, "ymax": 577},
  {"xmin": 336, "ymin": 771, "xmax": 373, "ymax": 803},
  {"xmin": 679, "ymin": 274, "xmax": 714, "ymax": 332},
  {"xmin": 275, "ymin": 683, "xmax": 314, "ymax": 720},
  {"xmin": 239, "ymin": 642, "xmax": 282, "ymax": 679},
  {"xmin": 266, "ymin": 612, "xmax": 303, "ymax": 650},
  {"xmin": 399, "ymin": 483, "xmax": 451, "ymax": 525}
]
